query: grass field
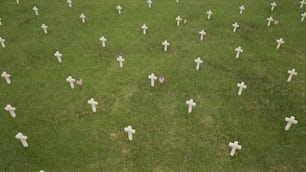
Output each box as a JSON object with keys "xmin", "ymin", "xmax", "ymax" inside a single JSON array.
[{"xmin": 0, "ymin": 0, "xmax": 305, "ymax": 171}]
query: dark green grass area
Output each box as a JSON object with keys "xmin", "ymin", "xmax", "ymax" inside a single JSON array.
[{"xmin": 0, "ymin": 0, "xmax": 305, "ymax": 171}]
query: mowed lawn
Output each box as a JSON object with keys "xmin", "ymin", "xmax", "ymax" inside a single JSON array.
[{"xmin": 0, "ymin": 0, "xmax": 305, "ymax": 171}]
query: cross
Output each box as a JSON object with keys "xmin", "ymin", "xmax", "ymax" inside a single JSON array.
[
  {"xmin": 67, "ymin": 0, "xmax": 72, "ymax": 8},
  {"xmin": 228, "ymin": 141, "xmax": 242, "ymax": 156},
  {"xmin": 237, "ymin": 82, "xmax": 247, "ymax": 96},
  {"xmin": 232, "ymin": 22, "xmax": 239, "ymax": 32},
  {"xmin": 285, "ymin": 116, "xmax": 298, "ymax": 131},
  {"xmin": 5, "ymin": 104, "xmax": 16, "ymax": 118},
  {"xmin": 88, "ymin": 98, "xmax": 98, "ymax": 112},
  {"xmin": 194, "ymin": 57, "xmax": 203, "ymax": 70},
  {"xmin": 199, "ymin": 29, "xmax": 206, "ymax": 40},
  {"xmin": 147, "ymin": 0, "xmax": 152, "ymax": 8},
  {"xmin": 116, "ymin": 5, "xmax": 122, "ymax": 14},
  {"xmin": 80, "ymin": 13, "xmax": 86, "ymax": 23},
  {"xmin": 301, "ymin": 12, "xmax": 306, "ymax": 22},
  {"xmin": 271, "ymin": 2, "xmax": 277, "ymax": 11},
  {"xmin": 239, "ymin": 5, "xmax": 245, "ymax": 14},
  {"xmin": 176, "ymin": 0, "xmax": 179, "ymax": 3},
  {"xmin": 176, "ymin": 16, "xmax": 182, "ymax": 26},
  {"xmin": 41, "ymin": 24, "xmax": 48, "ymax": 34},
  {"xmin": 54, "ymin": 51, "xmax": 62, "ymax": 63},
  {"xmin": 16, "ymin": 0, "xmax": 20, "ymax": 4},
  {"xmin": 116, "ymin": 56, "xmax": 125, "ymax": 68},
  {"xmin": 267, "ymin": 16, "xmax": 274, "ymax": 26},
  {"xmin": 0, "ymin": 37, "xmax": 6, "ymax": 48},
  {"xmin": 124, "ymin": 126, "xmax": 135, "ymax": 141},
  {"xmin": 15, "ymin": 132, "xmax": 28, "ymax": 147},
  {"xmin": 141, "ymin": 24, "xmax": 148, "ymax": 35},
  {"xmin": 186, "ymin": 99, "xmax": 196, "ymax": 113},
  {"xmin": 300, "ymin": 0, "xmax": 306, "ymax": 8},
  {"xmin": 235, "ymin": 46, "xmax": 243, "ymax": 58},
  {"xmin": 287, "ymin": 69, "xmax": 297, "ymax": 82},
  {"xmin": 66, "ymin": 76, "xmax": 75, "ymax": 89},
  {"xmin": 148, "ymin": 73, "xmax": 157, "ymax": 87},
  {"xmin": 33, "ymin": 6, "xmax": 39, "ymax": 16},
  {"xmin": 162, "ymin": 40, "xmax": 170, "ymax": 52},
  {"xmin": 0, "ymin": 18, "xmax": 2, "ymax": 26},
  {"xmin": 99, "ymin": 36, "xmax": 107, "ymax": 47},
  {"xmin": 207, "ymin": 10, "xmax": 213, "ymax": 20},
  {"xmin": 276, "ymin": 38, "xmax": 284, "ymax": 49},
  {"xmin": 1, "ymin": 71, "xmax": 11, "ymax": 84}
]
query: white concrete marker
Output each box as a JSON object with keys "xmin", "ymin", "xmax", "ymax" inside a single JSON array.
[
  {"xmin": 194, "ymin": 57, "xmax": 203, "ymax": 70},
  {"xmin": 235, "ymin": 46, "xmax": 243, "ymax": 58},
  {"xmin": 267, "ymin": 16, "xmax": 274, "ymax": 26},
  {"xmin": 176, "ymin": 16, "xmax": 182, "ymax": 26},
  {"xmin": 15, "ymin": 132, "xmax": 28, "ymax": 147},
  {"xmin": 88, "ymin": 98, "xmax": 98, "ymax": 112},
  {"xmin": 207, "ymin": 10, "xmax": 213, "ymax": 20},
  {"xmin": 287, "ymin": 69, "xmax": 297, "ymax": 82},
  {"xmin": 232, "ymin": 22, "xmax": 239, "ymax": 32},
  {"xmin": 271, "ymin": 2, "xmax": 277, "ymax": 11},
  {"xmin": 162, "ymin": 40, "xmax": 170, "ymax": 52},
  {"xmin": 67, "ymin": 0, "xmax": 72, "ymax": 8},
  {"xmin": 186, "ymin": 99, "xmax": 196, "ymax": 113},
  {"xmin": 228, "ymin": 141, "xmax": 242, "ymax": 156},
  {"xmin": 54, "ymin": 51, "xmax": 62, "ymax": 63},
  {"xmin": 300, "ymin": 0, "xmax": 306, "ymax": 8},
  {"xmin": 16, "ymin": 0, "xmax": 20, "ymax": 4},
  {"xmin": 141, "ymin": 24, "xmax": 148, "ymax": 35},
  {"xmin": 148, "ymin": 73, "xmax": 157, "ymax": 87},
  {"xmin": 276, "ymin": 38, "xmax": 284, "ymax": 49},
  {"xmin": 5, "ymin": 104, "xmax": 16, "ymax": 118},
  {"xmin": 0, "ymin": 18, "xmax": 2, "ymax": 26},
  {"xmin": 66, "ymin": 76, "xmax": 75, "ymax": 89},
  {"xmin": 41, "ymin": 24, "xmax": 48, "ymax": 34},
  {"xmin": 1, "ymin": 72, "xmax": 11, "ymax": 84},
  {"xmin": 116, "ymin": 5, "xmax": 122, "ymax": 14},
  {"xmin": 124, "ymin": 126, "xmax": 135, "ymax": 141},
  {"xmin": 80, "ymin": 13, "xmax": 86, "ymax": 23},
  {"xmin": 199, "ymin": 29, "xmax": 206, "ymax": 40},
  {"xmin": 99, "ymin": 36, "xmax": 107, "ymax": 47},
  {"xmin": 33, "ymin": 6, "xmax": 39, "ymax": 16},
  {"xmin": 147, "ymin": 0, "xmax": 152, "ymax": 8},
  {"xmin": 116, "ymin": 56, "xmax": 125, "ymax": 68},
  {"xmin": 239, "ymin": 5, "xmax": 245, "ymax": 14},
  {"xmin": 285, "ymin": 116, "xmax": 298, "ymax": 131},
  {"xmin": 237, "ymin": 82, "xmax": 247, "ymax": 96},
  {"xmin": 0, "ymin": 37, "xmax": 5, "ymax": 48},
  {"xmin": 301, "ymin": 12, "xmax": 306, "ymax": 22}
]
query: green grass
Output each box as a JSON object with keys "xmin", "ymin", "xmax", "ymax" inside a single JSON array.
[{"xmin": 0, "ymin": 0, "xmax": 305, "ymax": 171}]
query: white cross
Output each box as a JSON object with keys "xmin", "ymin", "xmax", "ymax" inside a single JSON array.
[
  {"xmin": 141, "ymin": 24, "xmax": 148, "ymax": 35},
  {"xmin": 124, "ymin": 126, "xmax": 135, "ymax": 141},
  {"xmin": 176, "ymin": 16, "xmax": 182, "ymax": 26},
  {"xmin": 54, "ymin": 51, "xmax": 62, "ymax": 63},
  {"xmin": 1, "ymin": 72, "xmax": 11, "ymax": 84},
  {"xmin": 207, "ymin": 10, "xmax": 213, "ymax": 20},
  {"xmin": 116, "ymin": 5, "xmax": 122, "ymax": 14},
  {"xmin": 239, "ymin": 5, "xmax": 245, "ymax": 14},
  {"xmin": 32, "ymin": 6, "xmax": 39, "ymax": 16},
  {"xmin": 148, "ymin": 73, "xmax": 157, "ymax": 87},
  {"xmin": 66, "ymin": 76, "xmax": 75, "ymax": 89},
  {"xmin": 300, "ymin": 0, "xmax": 306, "ymax": 8},
  {"xmin": 176, "ymin": 0, "xmax": 179, "ymax": 3},
  {"xmin": 41, "ymin": 24, "xmax": 48, "ymax": 34},
  {"xmin": 301, "ymin": 12, "xmax": 306, "ymax": 22},
  {"xmin": 99, "ymin": 36, "xmax": 107, "ymax": 47},
  {"xmin": 16, "ymin": 0, "xmax": 20, "ymax": 4},
  {"xmin": 0, "ymin": 37, "xmax": 6, "ymax": 48},
  {"xmin": 67, "ymin": 0, "xmax": 72, "ymax": 8},
  {"xmin": 237, "ymin": 82, "xmax": 247, "ymax": 96},
  {"xmin": 194, "ymin": 57, "xmax": 203, "ymax": 70},
  {"xmin": 88, "ymin": 98, "xmax": 98, "ymax": 112},
  {"xmin": 232, "ymin": 22, "xmax": 239, "ymax": 32},
  {"xmin": 5, "ymin": 104, "xmax": 16, "ymax": 118},
  {"xmin": 228, "ymin": 141, "xmax": 242, "ymax": 156},
  {"xmin": 287, "ymin": 69, "xmax": 297, "ymax": 82},
  {"xmin": 15, "ymin": 132, "xmax": 28, "ymax": 147},
  {"xmin": 271, "ymin": 2, "xmax": 277, "ymax": 11},
  {"xmin": 285, "ymin": 116, "xmax": 298, "ymax": 131},
  {"xmin": 186, "ymin": 99, "xmax": 196, "ymax": 113},
  {"xmin": 267, "ymin": 16, "xmax": 274, "ymax": 26},
  {"xmin": 276, "ymin": 38, "xmax": 284, "ymax": 49},
  {"xmin": 199, "ymin": 29, "xmax": 206, "ymax": 40},
  {"xmin": 0, "ymin": 18, "xmax": 2, "ymax": 26},
  {"xmin": 235, "ymin": 46, "xmax": 243, "ymax": 58},
  {"xmin": 162, "ymin": 40, "xmax": 170, "ymax": 52},
  {"xmin": 80, "ymin": 13, "xmax": 86, "ymax": 23},
  {"xmin": 147, "ymin": 0, "xmax": 152, "ymax": 8},
  {"xmin": 116, "ymin": 56, "xmax": 125, "ymax": 68}
]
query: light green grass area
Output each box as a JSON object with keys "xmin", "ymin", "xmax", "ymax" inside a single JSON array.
[{"xmin": 0, "ymin": 0, "xmax": 305, "ymax": 171}]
